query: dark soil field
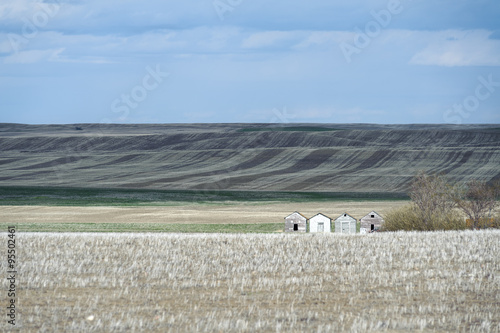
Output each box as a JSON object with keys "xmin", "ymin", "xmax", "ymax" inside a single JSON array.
[{"xmin": 0, "ymin": 123, "xmax": 499, "ymax": 192}]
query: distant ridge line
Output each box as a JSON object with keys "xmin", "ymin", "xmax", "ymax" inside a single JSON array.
[{"xmin": 0, "ymin": 123, "xmax": 498, "ymax": 192}]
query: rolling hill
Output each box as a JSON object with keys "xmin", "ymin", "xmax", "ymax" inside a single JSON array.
[{"xmin": 0, "ymin": 123, "xmax": 499, "ymax": 193}]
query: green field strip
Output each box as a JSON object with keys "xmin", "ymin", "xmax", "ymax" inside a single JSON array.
[{"xmin": 0, "ymin": 186, "xmax": 409, "ymax": 206}]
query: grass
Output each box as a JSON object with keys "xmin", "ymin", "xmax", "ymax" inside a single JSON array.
[
  {"xmin": 0, "ymin": 222, "xmax": 360, "ymax": 233},
  {"xmin": 12, "ymin": 231, "xmax": 500, "ymax": 332},
  {"xmin": 0, "ymin": 222, "xmax": 283, "ymax": 233},
  {"xmin": 0, "ymin": 186, "xmax": 409, "ymax": 206}
]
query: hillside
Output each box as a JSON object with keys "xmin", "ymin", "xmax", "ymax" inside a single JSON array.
[{"xmin": 0, "ymin": 123, "xmax": 499, "ymax": 192}]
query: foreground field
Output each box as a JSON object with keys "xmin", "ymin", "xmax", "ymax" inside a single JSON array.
[{"xmin": 6, "ymin": 230, "xmax": 499, "ymax": 332}]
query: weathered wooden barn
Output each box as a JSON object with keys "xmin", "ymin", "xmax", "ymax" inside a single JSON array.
[
  {"xmin": 284, "ymin": 212, "xmax": 307, "ymax": 232},
  {"xmin": 309, "ymin": 213, "xmax": 332, "ymax": 233},
  {"xmin": 334, "ymin": 213, "xmax": 357, "ymax": 234},
  {"xmin": 360, "ymin": 211, "xmax": 384, "ymax": 233}
]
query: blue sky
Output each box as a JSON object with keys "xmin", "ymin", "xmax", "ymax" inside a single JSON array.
[{"xmin": 0, "ymin": 0, "xmax": 499, "ymax": 124}]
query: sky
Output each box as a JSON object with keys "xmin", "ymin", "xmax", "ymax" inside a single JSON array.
[{"xmin": 0, "ymin": 0, "xmax": 499, "ymax": 125}]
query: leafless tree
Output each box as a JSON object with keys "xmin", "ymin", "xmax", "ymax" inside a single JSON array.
[
  {"xmin": 409, "ymin": 172, "xmax": 456, "ymax": 230},
  {"xmin": 452, "ymin": 180, "xmax": 500, "ymax": 229}
]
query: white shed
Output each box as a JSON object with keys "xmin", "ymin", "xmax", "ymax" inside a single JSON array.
[
  {"xmin": 309, "ymin": 213, "xmax": 332, "ymax": 233},
  {"xmin": 334, "ymin": 213, "xmax": 357, "ymax": 234}
]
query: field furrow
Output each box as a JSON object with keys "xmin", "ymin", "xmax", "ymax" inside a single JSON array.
[{"xmin": 0, "ymin": 123, "xmax": 499, "ymax": 192}]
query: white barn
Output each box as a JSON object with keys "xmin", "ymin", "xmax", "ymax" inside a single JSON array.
[
  {"xmin": 334, "ymin": 213, "xmax": 357, "ymax": 234},
  {"xmin": 309, "ymin": 213, "xmax": 332, "ymax": 233}
]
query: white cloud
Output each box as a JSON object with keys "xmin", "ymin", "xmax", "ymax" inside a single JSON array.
[
  {"xmin": 241, "ymin": 31, "xmax": 301, "ymax": 49},
  {"xmin": 1, "ymin": 28, "xmax": 339, "ymax": 65},
  {"xmin": 0, "ymin": 0, "xmax": 62, "ymax": 27},
  {"xmin": 0, "ymin": 38, "xmax": 14, "ymax": 53},
  {"xmin": 0, "ymin": 0, "xmax": 36, "ymax": 19},
  {"xmin": 3, "ymin": 48, "xmax": 64, "ymax": 63},
  {"xmin": 293, "ymin": 31, "xmax": 352, "ymax": 49},
  {"xmin": 3, "ymin": 27, "xmax": 499, "ymax": 68},
  {"xmin": 410, "ymin": 30, "xmax": 500, "ymax": 67},
  {"xmin": 194, "ymin": 26, "xmax": 241, "ymax": 52}
]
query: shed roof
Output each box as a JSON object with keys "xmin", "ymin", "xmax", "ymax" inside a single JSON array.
[
  {"xmin": 361, "ymin": 211, "xmax": 383, "ymax": 219},
  {"xmin": 309, "ymin": 213, "xmax": 332, "ymax": 220},
  {"xmin": 284, "ymin": 211, "xmax": 308, "ymax": 219},
  {"xmin": 334, "ymin": 212, "xmax": 356, "ymax": 221}
]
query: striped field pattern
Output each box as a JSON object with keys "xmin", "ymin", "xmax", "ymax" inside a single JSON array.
[{"xmin": 0, "ymin": 123, "xmax": 499, "ymax": 192}]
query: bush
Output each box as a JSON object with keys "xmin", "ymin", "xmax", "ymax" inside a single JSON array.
[
  {"xmin": 453, "ymin": 179, "xmax": 500, "ymax": 229},
  {"xmin": 382, "ymin": 205, "xmax": 466, "ymax": 231},
  {"xmin": 466, "ymin": 215, "xmax": 500, "ymax": 229},
  {"xmin": 494, "ymin": 214, "xmax": 500, "ymax": 229},
  {"xmin": 409, "ymin": 172, "xmax": 456, "ymax": 230}
]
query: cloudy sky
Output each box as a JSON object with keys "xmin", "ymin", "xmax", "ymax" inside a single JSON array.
[{"xmin": 1, "ymin": 0, "xmax": 499, "ymax": 124}]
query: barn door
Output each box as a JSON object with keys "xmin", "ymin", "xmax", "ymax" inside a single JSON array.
[
  {"xmin": 318, "ymin": 222, "xmax": 324, "ymax": 232},
  {"xmin": 342, "ymin": 222, "xmax": 349, "ymax": 233},
  {"xmin": 293, "ymin": 224, "xmax": 298, "ymax": 231}
]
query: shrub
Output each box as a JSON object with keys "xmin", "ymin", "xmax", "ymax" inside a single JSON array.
[
  {"xmin": 494, "ymin": 214, "xmax": 500, "ymax": 229},
  {"xmin": 382, "ymin": 204, "xmax": 465, "ymax": 231},
  {"xmin": 466, "ymin": 215, "xmax": 500, "ymax": 229},
  {"xmin": 453, "ymin": 179, "xmax": 500, "ymax": 229}
]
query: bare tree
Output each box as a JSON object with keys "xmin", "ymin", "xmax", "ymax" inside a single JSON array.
[
  {"xmin": 409, "ymin": 172, "xmax": 456, "ymax": 230},
  {"xmin": 452, "ymin": 180, "xmax": 500, "ymax": 229}
]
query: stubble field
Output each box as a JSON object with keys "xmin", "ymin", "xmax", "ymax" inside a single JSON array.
[{"xmin": 5, "ymin": 230, "xmax": 500, "ymax": 332}]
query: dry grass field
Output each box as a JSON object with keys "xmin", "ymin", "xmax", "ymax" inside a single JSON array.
[
  {"xmin": 0, "ymin": 201, "xmax": 408, "ymax": 225},
  {"xmin": 1, "ymin": 123, "xmax": 499, "ymax": 192},
  {"xmin": 5, "ymin": 230, "xmax": 499, "ymax": 332}
]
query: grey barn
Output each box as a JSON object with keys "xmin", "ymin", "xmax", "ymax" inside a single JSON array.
[
  {"xmin": 284, "ymin": 212, "xmax": 307, "ymax": 232},
  {"xmin": 334, "ymin": 213, "xmax": 357, "ymax": 234},
  {"xmin": 360, "ymin": 211, "xmax": 384, "ymax": 232}
]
